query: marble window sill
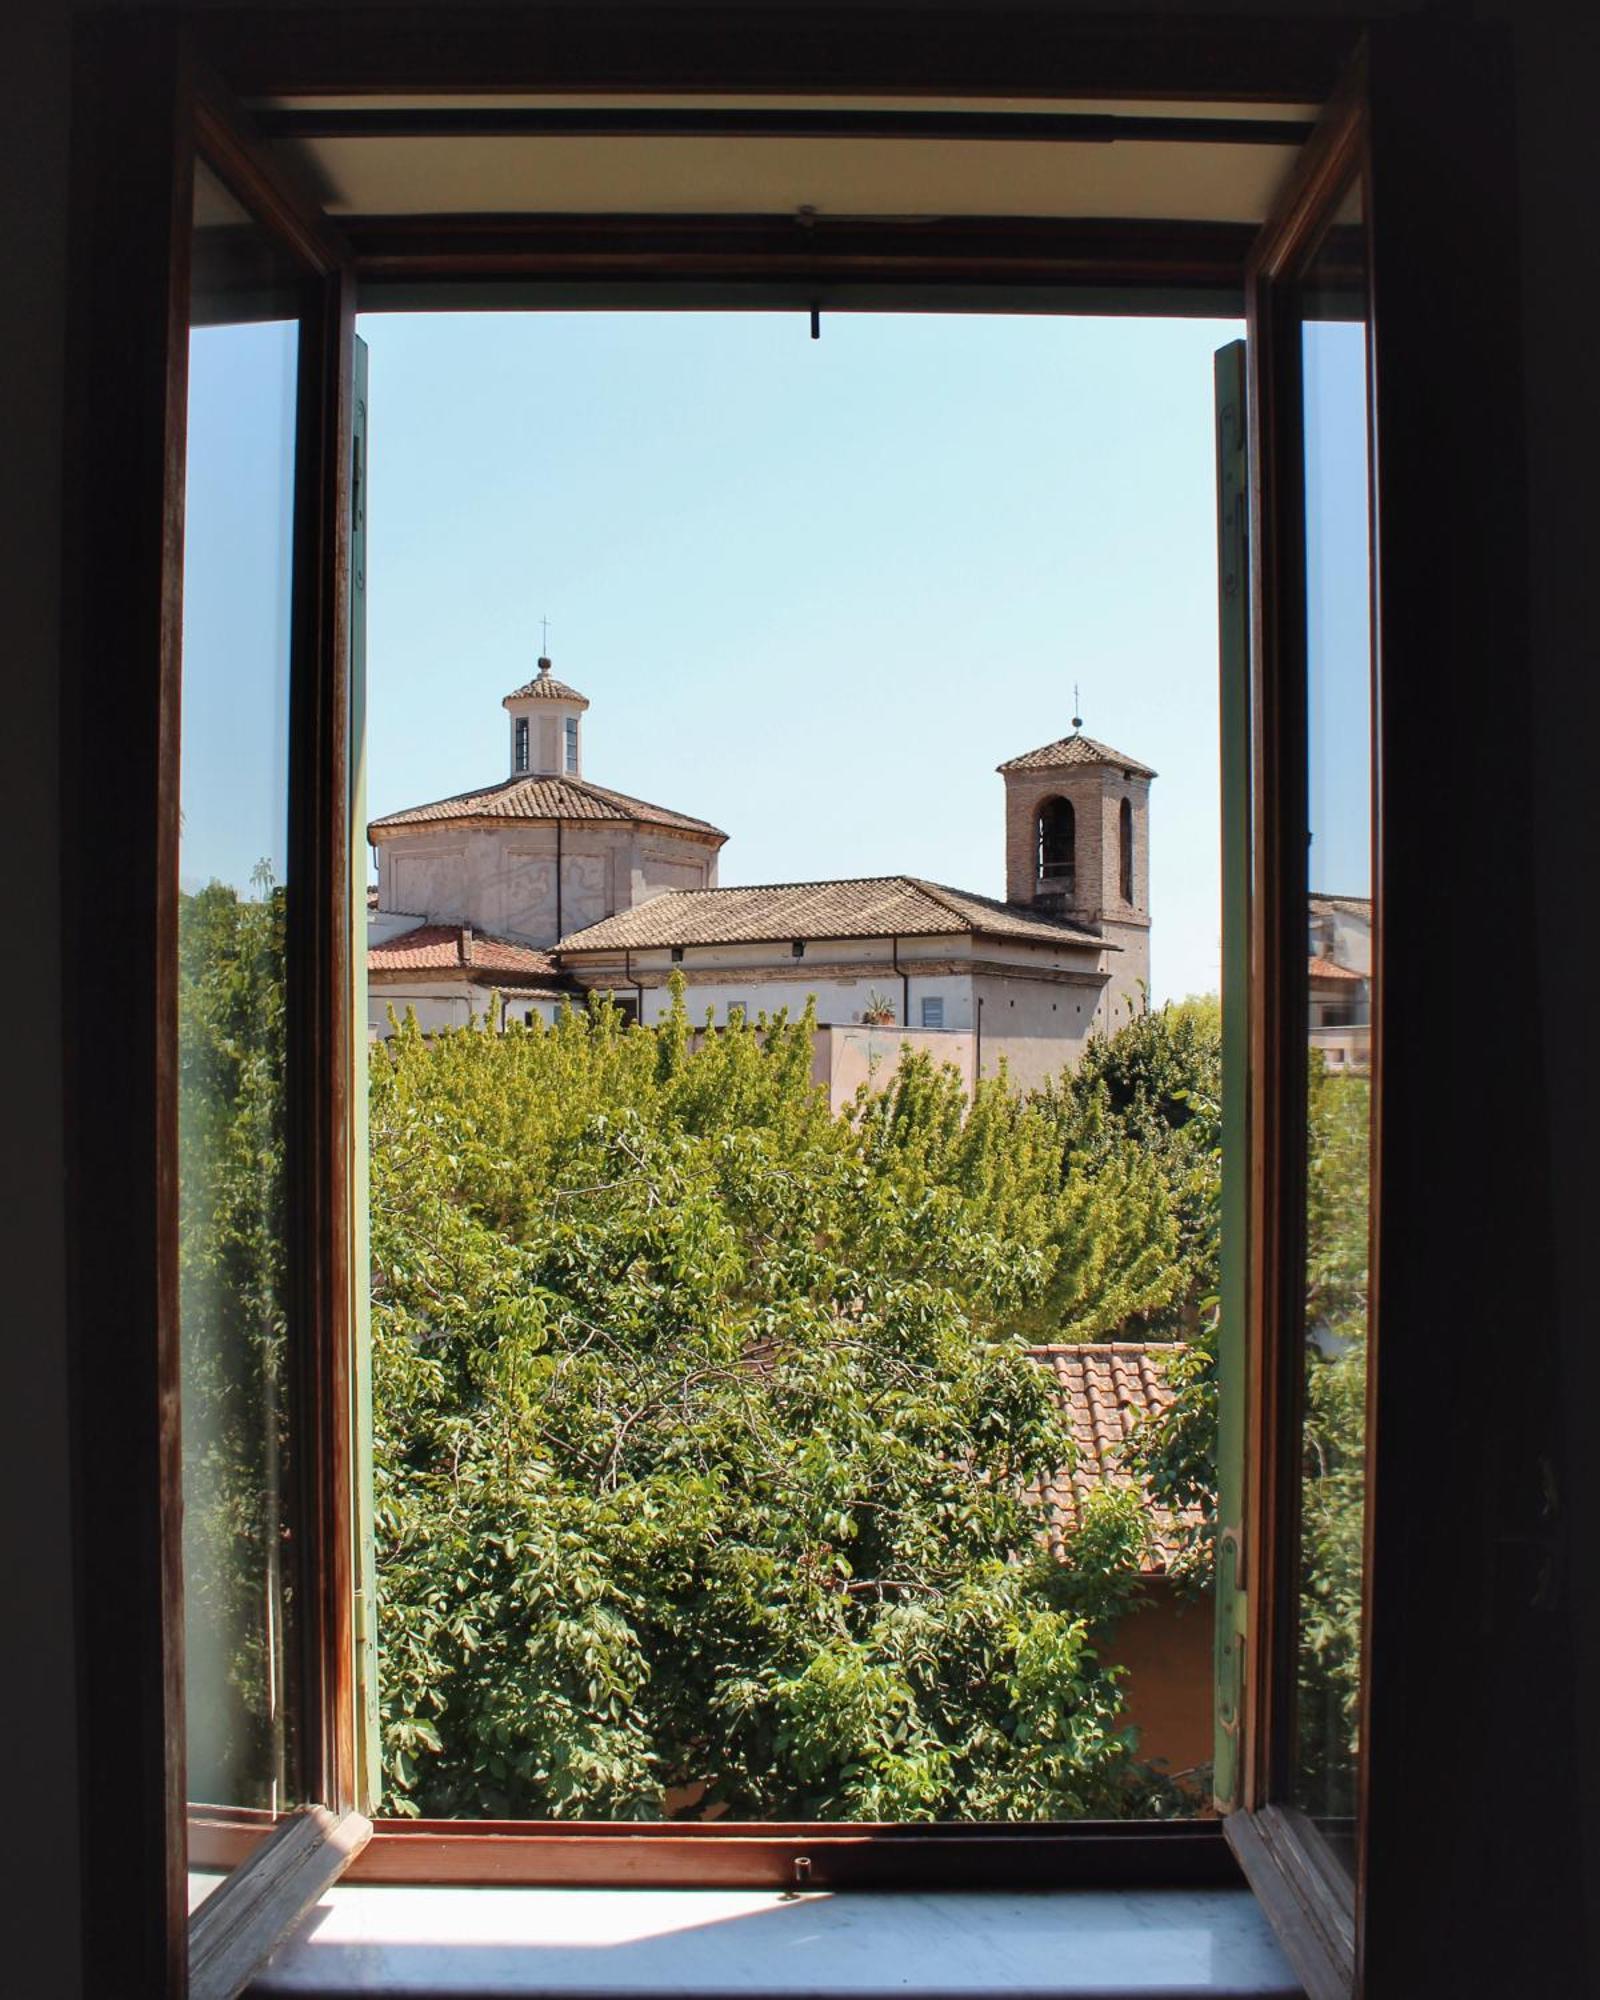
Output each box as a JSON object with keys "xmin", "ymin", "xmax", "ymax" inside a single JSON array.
[{"xmin": 247, "ymin": 1884, "xmax": 1304, "ymax": 1998}]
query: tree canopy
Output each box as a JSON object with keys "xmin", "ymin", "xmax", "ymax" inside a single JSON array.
[{"xmin": 369, "ymin": 985, "xmax": 1219, "ymax": 1821}]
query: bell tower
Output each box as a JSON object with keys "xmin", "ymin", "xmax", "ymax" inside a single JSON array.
[{"xmin": 998, "ymin": 724, "xmax": 1156, "ymax": 1018}]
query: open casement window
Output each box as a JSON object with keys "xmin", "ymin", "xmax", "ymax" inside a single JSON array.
[
  {"xmin": 1210, "ymin": 35, "xmax": 1528, "ymax": 1996},
  {"xmin": 1209, "ymin": 63, "xmax": 1375, "ymax": 2000},
  {"xmin": 66, "ymin": 25, "xmax": 371, "ymax": 1999},
  {"xmin": 63, "ymin": 13, "xmax": 1528, "ymax": 1999}
]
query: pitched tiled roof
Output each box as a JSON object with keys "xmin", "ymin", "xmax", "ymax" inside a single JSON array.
[
  {"xmin": 369, "ymin": 774, "xmax": 725, "ymax": 839},
  {"xmin": 997, "ymin": 731, "xmax": 1157, "ymax": 778},
  {"xmin": 1308, "ymin": 893, "xmax": 1372, "ymax": 918},
  {"xmin": 367, "ymin": 923, "xmax": 577, "ymax": 995},
  {"xmin": 1025, "ymin": 1343, "xmax": 1202, "ymax": 1573},
  {"xmin": 503, "ymin": 659, "xmax": 590, "ymax": 708},
  {"xmin": 556, "ymin": 876, "xmax": 1109, "ymax": 953},
  {"xmin": 1308, "ymin": 956, "xmax": 1364, "ymax": 983}
]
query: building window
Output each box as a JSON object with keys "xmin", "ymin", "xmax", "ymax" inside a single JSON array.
[
  {"xmin": 1037, "ymin": 796, "xmax": 1075, "ymax": 893},
  {"xmin": 1120, "ymin": 796, "xmax": 1135, "ymax": 903},
  {"xmin": 921, "ymin": 996, "xmax": 945, "ymax": 1029},
  {"xmin": 791, "ymin": 939, "xmax": 805, "ymax": 957},
  {"xmin": 670, "ymin": 945, "xmax": 684, "ymax": 963},
  {"xmin": 564, "ymin": 715, "xmax": 579, "ymax": 773},
  {"xmin": 514, "ymin": 715, "xmax": 529, "ymax": 773}
]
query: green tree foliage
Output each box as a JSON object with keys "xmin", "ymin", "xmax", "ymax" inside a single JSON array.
[
  {"xmin": 178, "ymin": 874, "xmax": 293, "ymax": 1807},
  {"xmin": 1132, "ymin": 1038, "xmax": 1371, "ymax": 1802},
  {"xmin": 370, "ymin": 986, "xmax": 1205, "ymax": 1821},
  {"xmin": 1294, "ymin": 1059, "xmax": 1370, "ymax": 1811}
]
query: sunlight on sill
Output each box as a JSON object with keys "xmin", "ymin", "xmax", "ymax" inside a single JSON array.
[{"xmin": 248, "ymin": 1884, "xmax": 1302, "ymax": 1997}]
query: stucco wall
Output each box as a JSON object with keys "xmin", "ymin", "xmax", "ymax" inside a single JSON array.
[
  {"xmin": 1098, "ymin": 916, "xmax": 1152, "ymax": 1027},
  {"xmin": 973, "ymin": 971, "xmax": 1103, "ymax": 1090},
  {"xmin": 1310, "ymin": 901, "xmax": 1372, "ymax": 976},
  {"xmin": 378, "ymin": 823, "xmax": 717, "ymax": 946},
  {"xmin": 622, "ymin": 965, "xmax": 977, "ymax": 1031},
  {"xmin": 1108, "ymin": 1580, "xmax": 1215, "ymax": 1784},
  {"xmin": 813, "ymin": 1025, "xmax": 977, "ymax": 1109}
]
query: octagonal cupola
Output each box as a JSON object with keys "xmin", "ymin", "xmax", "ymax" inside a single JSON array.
[{"xmin": 502, "ymin": 656, "xmax": 590, "ymax": 778}]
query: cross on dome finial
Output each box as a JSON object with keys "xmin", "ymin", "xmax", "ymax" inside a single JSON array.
[
  {"xmin": 1072, "ymin": 684, "xmax": 1083, "ymax": 732},
  {"xmin": 539, "ymin": 615, "xmax": 551, "ymax": 665}
]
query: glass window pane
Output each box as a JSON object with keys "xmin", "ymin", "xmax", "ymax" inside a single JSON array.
[
  {"xmin": 181, "ymin": 160, "xmax": 305, "ymax": 1900},
  {"xmin": 1292, "ymin": 175, "xmax": 1373, "ymax": 1868}
]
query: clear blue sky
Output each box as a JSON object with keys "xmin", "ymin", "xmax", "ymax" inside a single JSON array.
[
  {"xmin": 1303, "ymin": 318, "xmax": 1373, "ymax": 902},
  {"xmin": 358, "ymin": 309, "xmax": 1245, "ymax": 1004},
  {"xmin": 180, "ymin": 319, "xmax": 297, "ymax": 902}
]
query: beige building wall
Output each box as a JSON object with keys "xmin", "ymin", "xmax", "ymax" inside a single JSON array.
[
  {"xmin": 375, "ymin": 823, "xmax": 719, "ymax": 948},
  {"xmin": 812, "ymin": 1025, "xmax": 977, "ymax": 1110},
  {"xmin": 973, "ymin": 970, "xmax": 1105, "ymax": 1090},
  {"xmin": 1310, "ymin": 898, "xmax": 1372, "ymax": 975},
  {"xmin": 369, "ymin": 977, "xmax": 570, "ymax": 1039}
]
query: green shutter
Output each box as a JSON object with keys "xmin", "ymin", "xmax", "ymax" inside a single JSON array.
[
  {"xmin": 1212, "ymin": 339, "xmax": 1249, "ymax": 1814},
  {"xmin": 348, "ymin": 334, "xmax": 381, "ymax": 1812}
]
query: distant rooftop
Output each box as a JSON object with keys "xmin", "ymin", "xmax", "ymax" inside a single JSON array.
[
  {"xmin": 1026, "ymin": 1342, "xmax": 1202, "ymax": 1574},
  {"xmin": 503, "ymin": 657, "xmax": 590, "ymax": 708},
  {"xmin": 367, "ymin": 922, "xmax": 577, "ymax": 998},
  {"xmin": 556, "ymin": 874, "xmax": 1113, "ymax": 954},
  {"xmin": 998, "ymin": 730, "xmax": 1157, "ymax": 778},
  {"xmin": 370, "ymin": 773, "xmax": 725, "ymax": 840}
]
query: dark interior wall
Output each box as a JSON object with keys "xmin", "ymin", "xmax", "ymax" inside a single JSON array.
[{"xmin": 1, "ymin": 5, "xmax": 1593, "ymax": 1995}]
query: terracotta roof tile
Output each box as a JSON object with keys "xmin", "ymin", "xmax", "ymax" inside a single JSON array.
[
  {"xmin": 1024, "ymin": 1342, "xmax": 1202, "ymax": 1573},
  {"xmin": 367, "ymin": 923, "xmax": 578, "ymax": 995},
  {"xmin": 997, "ymin": 731, "xmax": 1157, "ymax": 778},
  {"xmin": 369, "ymin": 774, "xmax": 725, "ymax": 839},
  {"xmin": 503, "ymin": 660, "xmax": 590, "ymax": 708},
  {"xmin": 1308, "ymin": 956, "xmax": 1364, "ymax": 983},
  {"xmin": 556, "ymin": 876, "xmax": 1110, "ymax": 953}
]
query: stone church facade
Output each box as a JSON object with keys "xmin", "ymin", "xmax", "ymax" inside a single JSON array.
[{"xmin": 368, "ymin": 656, "xmax": 1156, "ymax": 1089}]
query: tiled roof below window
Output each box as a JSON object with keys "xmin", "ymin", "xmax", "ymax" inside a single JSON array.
[
  {"xmin": 557, "ymin": 875, "xmax": 1108, "ymax": 953},
  {"xmin": 369, "ymin": 774, "xmax": 725, "ymax": 838},
  {"xmin": 1026, "ymin": 1342, "xmax": 1203, "ymax": 1574},
  {"xmin": 367, "ymin": 924, "xmax": 577, "ymax": 996},
  {"xmin": 997, "ymin": 731, "xmax": 1158, "ymax": 777},
  {"xmin": 1308, "ymin": 956, "xmax": 1364, "ymax": 983}
]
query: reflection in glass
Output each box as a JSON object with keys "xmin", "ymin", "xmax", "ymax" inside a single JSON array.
[
  {"xmin": 180, "ymin": 161, "xmax": 303, "ymax": 1886},
  {"xmin": 1293, "ymin": 177, "xmax": 1373, "ymax": 1865}
]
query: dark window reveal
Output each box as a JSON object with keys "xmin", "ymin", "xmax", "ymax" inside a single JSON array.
[
  {"xmin": 1120, "ymin": 796, "xmax": 1135, "ymax": 903},
  {"xmin": 1037, "ymin": 796, "xmax": 1075, "ymax": 895}
]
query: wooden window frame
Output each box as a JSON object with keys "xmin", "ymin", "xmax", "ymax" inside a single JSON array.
[{"xmin": 61, "ymin": 10, "xmax": 1530, "ymax": 1997}]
